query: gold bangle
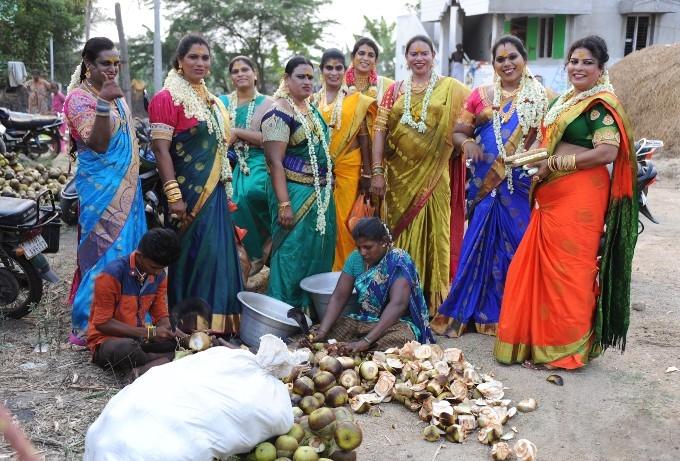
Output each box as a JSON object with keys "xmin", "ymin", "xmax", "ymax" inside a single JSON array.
[
  {"xmin": 278, "ymin": 201, "xmax": 291, "ymax": 211},
  {"xmin": 461, "ymin": 137, "xmax": 476, "ymax": 152}
]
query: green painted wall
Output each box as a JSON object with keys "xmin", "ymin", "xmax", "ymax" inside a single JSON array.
[{"xmin": 552, "ymin": 15, "xmax": 567, "ymax": 59}]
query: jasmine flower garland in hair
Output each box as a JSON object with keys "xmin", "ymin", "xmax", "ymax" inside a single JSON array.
[
  {"xmin": 228, "ymin": 91, "xmax": 259, "ymax": 175},
  {"xmin": 492, "ymin": 68, "xmax": 549, "ymax": 193},
  {"xmin": 284, "ymin": 96, "xmax": 334, "ymax": 235},
  {"xmin": 400, "ymin": 69, "xmax": 439, "ymax": 133}
]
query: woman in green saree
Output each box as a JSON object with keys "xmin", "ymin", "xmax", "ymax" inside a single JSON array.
[
  {"xmin": 219, "ymin": 56, "xmax": 274, "ymax": 272},
  {"xmin": 371, "ymin": 35, "xmax": 470, "ymax": 315},
  {"xmin": 261, "ymin": 56, "xmax": 336, "ymax": 311}
]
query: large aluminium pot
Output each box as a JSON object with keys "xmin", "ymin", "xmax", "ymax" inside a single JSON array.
[
  {"xmin": 299, "ymin": 272, "xmax": 360, "ymax": 322},
  {"xmin": 237, "ymin": 291, "xmax": 309, "ymax": 348}
]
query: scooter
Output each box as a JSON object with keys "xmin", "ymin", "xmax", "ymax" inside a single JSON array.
[
  {"xmin": 0, "ymin": 189, "xmax": 60, "ymax": 319},
  {"xmin": 635, "ymin": 138, "xmax": 661, "ymax": 234},
  {"xmin": 0, "ymin": 107, "xmax": 63, "ymax": 159}
]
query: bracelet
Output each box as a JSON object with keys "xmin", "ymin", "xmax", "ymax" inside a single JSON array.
[
  {"xmin": 146, "ymin": 324, "xmax": 157, "ymax": 340},
  {"xmin": 278, "ymin": 201, "xmax": 291, "ymax": 211},
  {"xmin": 95, "ymin": 98, "xmax": 111, "ymax": 117},
  {"xmin": 461, "ymin": 137, "xmax": 476, "ymax": 152},
  {"xmin": 361, "ymin": 173, "xmax": 372, "ymax": 179},
  {"xmin": 361, "ymin": 336, "xmax": 373, "ymax": 345},
  {"xmin": 371, "ymin": 162, "xmax": 384, "ymax": 168}
]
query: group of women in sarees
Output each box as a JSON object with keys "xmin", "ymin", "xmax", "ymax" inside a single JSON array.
[{"xmin": 65, "ymin": 30, "xmax": 638, "ymax": 368}]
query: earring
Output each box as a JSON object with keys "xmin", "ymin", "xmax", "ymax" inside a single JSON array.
[
  {"xmin": 178, "ymin": 66, "xmax": 184, "ymax": 75},
  {"xmin": 206, "ymin": 69, "xmax": 211, "ymax": 77},
  {"xmin": 85, "ymin": 69, "xmax": 91, "ymax": 79}
]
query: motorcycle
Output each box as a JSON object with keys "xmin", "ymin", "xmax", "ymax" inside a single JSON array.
[
  {"xmin": 0, "ymin": 107, "xmax": 64, "ymax": 159},
  {"xmin": 59, "ymin": 118, "xmax": 167, "ymax": 228},
  {"xmin": 635, "ymin": 138, "xmax": 661, "ymax": 234},
  {"xmin": 0, "ymin": 189, "xmax": 60, "ymax": 319}
]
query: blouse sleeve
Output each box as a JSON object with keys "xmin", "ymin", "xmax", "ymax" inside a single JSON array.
[
  {"xmin": 148, "ymin": 90, "xmax": 179, "ymax": 141},
  {"xmin": 341, "ymin": 250, "xmax": 364, "ymax": 278},
  {"xmin": 587, "ymin": 103, "xmax": 621, "ymax": 148},
  {"xmin": 261, "ymin": 109, "xmax": 291, "ymax": 143},
  {"xmin": 64, "ymin": 91, "xmax": 96, "ymax": 143},
  {"xmin": 457, "ymin": 87, "xmax": 482, "ymax": 127}
]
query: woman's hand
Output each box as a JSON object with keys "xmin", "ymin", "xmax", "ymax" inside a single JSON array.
[
  {"xmin": 309, "ymin": 325, "xmax": 328, "ymax": 343},
  {"xmin": 528, "ymin": 159, "xmax": 550, "ymax": 183},
  {"xmin": 464, "ymin": 141, "xmax": 484, "ymax": 163},
  {"xmin": 98, "ymin": 79, "xmax": 124, "ymax": 102},
  {"xmin": 347, "ymin": 339, "xmax": 371, "ymax": 353},
  {"xmin": 278, "ymin": 206, "xmax": 294, "ymax": 229},
  {"xmin": 370, "ymin": 175, "xmax": 386, "ymax": 200},
  {"xmin": 168, "ymin": 200, "xmax": 187, "ymax": 222},
  {"xmin": 359, "ymin": 176, "xmax": 371, "ymax": 195}
]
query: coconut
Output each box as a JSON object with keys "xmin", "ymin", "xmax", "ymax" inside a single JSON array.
[
  {"xmin": 275, "ymin": 435, "xmax": 299, "ymax": 459},
  {"xmin": 358, "ymin": 361, "xmax": 378, "ymax": 381},
  {"xmin": 313, "ymin": 371, "xmax": 336, "ymax": 393},
  {"xmin": 339, "ymin": 369, "xmax": 360, "ymax": 389},
  {"xmin": 293, "ymin": 377, "xmax": 315, "ymax": 397},
  {"xmin": 292, "ymin": 446, "xmax": 319, "ymax": 461},
  {"xmin": 188, "ymin": 332, "xmax": 211, "ymax": 351},
  {"xmin": 374, "ymin": 371, "xmax": 396, "ymax": 398},
  {"xmin": 333, "ymin": 421, "xmax": 363, "ymax": 451},
  {"xmin": 255, "ymin": 441, "xmax": 277, "ymax": 461},
  {"xmin": 319, "ymin": 356, "xmax": 343, "ymax": 378},
  {"xmin": 325, "ymin": 386, "xmax": 349, "ymax": 408}
]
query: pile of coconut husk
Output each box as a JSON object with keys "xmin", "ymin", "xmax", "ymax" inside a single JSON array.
[
  {"xmin": 0, "ymin": 152, "xmax": 68, "ymax": 199},
  {"xmin": 279, "ymin": 342, "xmax": 538, "ymax": 461},
  {"xmin": 610, "ymin": 44, "xmax": 680, "ymax": 158}
]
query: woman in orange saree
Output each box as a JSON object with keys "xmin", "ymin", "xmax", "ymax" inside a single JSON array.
[
  {"xmin": 313, "ymin": 49, "xmax": 376, "ymax": 269},
  {"xmin": 371, "ymin": 35, "xmax": 469, "ymax": 315},
  {"xmin": 494, "ymin": 36, "xmax": 638, "ymax": 369}
]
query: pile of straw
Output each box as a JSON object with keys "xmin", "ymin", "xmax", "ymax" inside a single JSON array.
[{"xmin": 610, "ymin": 44, "xmax": 680, "ymax": 158}]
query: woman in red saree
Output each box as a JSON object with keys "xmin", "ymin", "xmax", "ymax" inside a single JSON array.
[{"xmin": 494, "ymin": 36, "xmax": 638, "ymax": 369}]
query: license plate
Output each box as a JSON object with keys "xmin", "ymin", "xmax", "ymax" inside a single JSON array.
[{"xmin": 21, "ymin": 235, "xmax": 48, "ymax": 259}]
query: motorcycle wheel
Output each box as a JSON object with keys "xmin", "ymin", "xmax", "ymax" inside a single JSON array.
[
  {"xmin": 0, "ymin": 253, "xmax": 43, "ymax": 319},
  {"xmin": 59, "ymin": 195, "xmax": 79, "ymax": 226}
]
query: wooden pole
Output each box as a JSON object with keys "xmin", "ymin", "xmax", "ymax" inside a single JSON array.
[
  {"xmin": 114, "ymin": 2, "xmax": 132, "ymax": 104},
  {"xmin": 153, "ymin": 0, "xmax": 163, "ymax": 94}
]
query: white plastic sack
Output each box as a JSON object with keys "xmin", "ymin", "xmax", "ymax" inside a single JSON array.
[{"xmin": 84, "ymin": 335, "xmax": 310, "ymax": 461}]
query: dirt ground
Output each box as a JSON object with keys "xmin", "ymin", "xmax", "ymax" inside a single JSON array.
[{"xmin": 1, "ymin": 163, "xmax": 679, "ymax": 461}]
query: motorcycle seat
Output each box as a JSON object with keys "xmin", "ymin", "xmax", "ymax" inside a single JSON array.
[
  {"xmin": 0, "ymin": 108, "xmax": 61, "ymax": 129},
  {"xmin": 0, "ymin": 197, "xmax": 38, "ymax": 226}
]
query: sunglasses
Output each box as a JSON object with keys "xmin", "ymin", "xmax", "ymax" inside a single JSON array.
[{"xmin": 323, "ymin": 65, "xmax": 345, "ymax": 72}]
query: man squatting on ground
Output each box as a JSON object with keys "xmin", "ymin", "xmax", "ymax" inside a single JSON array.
[{"xmin": 86, "ymin": 228, "xmax": 185, "ymax": 376}]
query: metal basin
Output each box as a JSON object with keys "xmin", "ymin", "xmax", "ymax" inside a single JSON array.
[
  {"xmin": 237, "ymin": 292, "xmax": 309, "ymax": 348},
  {"xmin": 300, "ymin": 272, "xmax": 360, "ymax": 321}
]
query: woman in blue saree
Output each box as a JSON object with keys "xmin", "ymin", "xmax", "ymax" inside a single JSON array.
[
  {"xmin": 219, "ymin": 56, "xmax": 274, "ymax": 272},
  {"xmin": 432, "ymin": 36, "xmax": 550, "ymax": 337},
  {"xmin": 313, "ymin": 218, "xmax": 434, "ymax": 352},
  {"xmin": 149, "ymin": 35, "xmax": 243, "ymax": 334},
  {"xmin": 261, "ymin": 56, "xmax": 336, "ymax": 311},
  {"xmin": 64, "ymin": 37, "xmax": 147, "ymax": 344}
]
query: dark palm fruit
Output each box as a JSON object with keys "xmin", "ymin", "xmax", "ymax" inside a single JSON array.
[
  {"xmin": 329, "ymin": 450, "xmax": 356, "ymax": 461},
  {"xmin": 292, "ymin": 446, "xmax": 319, "ymax": 461},
  {"xmin": 313, "ymin": 392, "xmax": 326, "ymax": 406},
  {"xmin": 338, "ymin": 370, "xmax": 360, "ymax": 389},
  {"xmin": 275, "ymin": 435, "xmax": 299, "ymax": 459},
  {"xmin": 308, "ymin": 407, "xmax": 336, "ymax": 435},
  {"xmin": 293, "ymin": 376, "xmax": 315, "ymax": 396},
  {"xmin": 333, "ymin": 407, "xmax": 353, "ymax": 423},
  {"xmin": 313, "ymin": 371, "xmax": 336, "ymax": 393},
  {"xmin": 319, "ymin": 356, "xmax": 343, "ymax": 378},
  {"xmin": 325, "ymin": 386, "xmax": 349, "ymax": 408},
  {"xmin": 300, "ymin": 395, "xmax": 322, "ymax": 415}
]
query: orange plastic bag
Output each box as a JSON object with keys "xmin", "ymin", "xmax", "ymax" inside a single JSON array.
[{"xmin": 346, "ymin": 192, "xmax": 376, "ymax": 232}]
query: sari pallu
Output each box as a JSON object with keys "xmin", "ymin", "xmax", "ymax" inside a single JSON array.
[
  {"xmin": 221, "ymin": 94, "xmax": 272, "ymax": 261},
  {"xmin": 315, "ymin": 91, "xmax": 376, "ymax": 270},
  {"xmin": 168, "ymin": 118, "xmax": 244, "ymax": 334},
  {"xmin": 67, "ymin": 94, "xmax": 147, "ymax": 332},
  {"xmin": 494, "ymin": 92, "xmax": 637, "ymax": 369},
  {"xmin": 347, "ymin": 248, "xmax": 435, "ymax": 344},
  {"xmin": 382, "ymin": 77, "xmax": 469, "ymax": 315},
  {"xmin": 432, "ymin": 87, "xmax": 532, "ymax": 337},
  {"xmin": 262, "ymin": 108, "xmax": 336, "ymax": 312}
]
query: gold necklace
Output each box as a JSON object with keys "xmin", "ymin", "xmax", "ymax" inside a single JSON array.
[
  {"xmin": 190, "ymin": 82, "xmax": 211, "ymax": 105},
  {"xmin": 354, "ymin": 73, "xmax": 370, "ymax": 92}
]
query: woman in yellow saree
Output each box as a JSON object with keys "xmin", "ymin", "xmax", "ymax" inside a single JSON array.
[
  {"xmin": 344, "ymin": 37, "xmax": 394, "ymax": 102},
  {"xmin": 494, "ymin": 36, "xmax": 638, "ymax": 369},
  {"xmin": 371, "ymin": 35, "xmax": 470, "ymax": 315},
  {"xmin": 313, "ymin": 49, "xmax": 376, "ymax": 269}
]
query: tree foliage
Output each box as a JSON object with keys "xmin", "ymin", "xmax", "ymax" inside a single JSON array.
[
  {"xmin": 157, "ymin": 0, "xmax": 334, "ymax": 93},
  {"xmin": 0, "ymin": 0, "xmax": 87, "ymax": 85},
  {"xmin": 355, "ymin": 16, "xmax": 396, "ymax": 79}
]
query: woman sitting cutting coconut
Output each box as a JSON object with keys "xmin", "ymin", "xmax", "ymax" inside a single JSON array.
[{"xmin": 312, "ymin": 217, "xmax": 435, "ymax": 352}]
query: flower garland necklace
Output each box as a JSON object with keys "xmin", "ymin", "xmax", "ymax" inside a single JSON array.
[
  {"xmin": 543, "ymin": 70, "xmax": 615, "ymax": 127},
  {"xmin": 492, "ymin": 68, "xmax": 549, "ymax": 193},
  {"xmin": 400, "ymin": 69, "xmax": 439, "ymax": 133},
  {"xmin": 285, "ymin": 95, "xmax": 334, "ymax": 235},
  {"xmin": 318, "ymin": 84, "xmax": 347, "ymax": 137},
  {"xmin": 345, "ymin": 66, "xmax": 377, "ymax": 92},
  {"xmin": 229, "ymin": 90, "xmax": 259, "ymax": 175},
  {"xmin": 164, "ymin": 69, "xmax": 233, "ymax": 198}
]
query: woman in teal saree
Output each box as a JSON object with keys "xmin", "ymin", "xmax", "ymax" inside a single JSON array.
[
  {"xmin": 219, "ymin": 56, "xmax": 274, "ymax": 271},
  {"xmin": 262, "ymin": 56, "xmax": 336, "ymax": 311},
  {"xmin": 149, "ymin": 35, "xmax": 243, "ymax": 334}
]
